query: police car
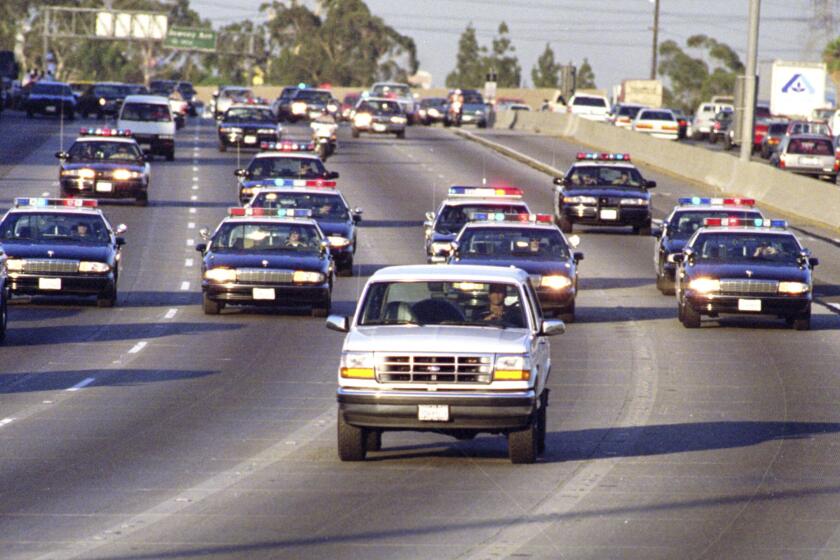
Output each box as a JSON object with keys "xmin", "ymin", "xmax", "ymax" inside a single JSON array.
[
  {"xmin": 55, "ymin": 128, "xmax": 150, "ymax": 206},
  {"xmin": 196, "ymin": 207, "xmax": 334, "ymax": 316},
  {"xmin": 553, "ymin": 153, "xmax": 655, "ymax": 234},
  {"xmin": 234, "ymin": 142, "xmax": 339, "ymax": 204},
  {"xmin": 217, "ymin": 103, "xmax": 282, "ymax": 152},
  {"xmin": 653, "ymin": 197, "xmax": 765, "ymax": 294},
  {"xmin": 448, "ymin": 213, "xmax": 583, "ymax": 322},
  {"xmin": 424, "ymin": 186, "xmax": 531, "ymax": 263},
  {"xmin": 0, "ymin": 198, "xmax": 127, "ymax": 307},
  {"xmin": 674, "ymin": 218, "xmax": 817, "ymax": 330},
  {"xmin": 246, "ymin": 182, "xmax": 361, "ymax": 275}
]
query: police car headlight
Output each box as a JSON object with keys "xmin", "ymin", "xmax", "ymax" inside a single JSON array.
[
  {"xmin": 431, "ymin": 241, "xmax": 453, "ymax": 254},
  {"xmin": 79, "ymin": 261, "xmax": 111, "ymax": 273},
  {"xmin": 205, "ymin": 267, "xmax": 237, "ymax": 283},
  {"xmin": 541, "ymin": 275, "xmax": 572, "ymax": 290},
  {"xmin": 778, "ymin": 281, "xmax": 809, "ymax": 294},
  {"xmin": 494, "ymin": 355, "xmax": 531, "ymax": 381},
  {"xmin": 293, "ymin": 270, "xmax": 325, "ymax": 283},
  {"xmin": 257, "ymin": 128, "xmax": 277, "ymax": 134},
  {"xmin": 564, "ymin": 195, "xmax": 597, "ymax": 204},
  {"xmin": 112, "ymin": 169, "xmax": 140, "ymax": 181},
  {"xmin": 620, "ymin": 198, "xmax": 648, "ymax": 206},
  {"xmin": 241, "ymin": 187, "xmax": 253, "ymax": 195},
  {"xmin": 327, "ymin": 236, "xmax": 351, "ymax": 248},
  {"xmin": 5, "ymin": 258, "xmax": 25, "ymax": 272},
  {"xmin": 98, "ymin": 97, "xmax": 106, "ymax": 106},
  {"xmin": 292, "ymin": 102, "xmax": 307, "ymax": 114},
  {"xmin": 428, "ymin": 108, "xmax": 440, "ymax": 117},
  {"xmin": 666, "ymin": 253, "xmax": 678, "ymax": 263},
  {"xmin": 688, "ymin": 277, "xmax": 720, "ymax": 294},
  {"xmin": 340, "ymin": 351, "xmax": 375, "ymax": 379},
  {"xmin": 391, "ymin": 116, "xmax": 407, "ymax": 124},
  {"xmin": 62, "ymin": 168, "xmax": 97, "ymax": 179},
  {"xmin": 327, "ymin": 103, "xmax": 338, "ymax": 112},
  {"xmin": 354, "ymin": 113, "xmax": 372, "ymax": 127}
]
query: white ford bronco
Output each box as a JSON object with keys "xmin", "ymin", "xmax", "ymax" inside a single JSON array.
[{"xmin": 326, "ymin": 264, "xmax": 566, "ymax": 463}]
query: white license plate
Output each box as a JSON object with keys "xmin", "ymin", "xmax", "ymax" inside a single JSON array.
[
  {"xmin": 244, "ymin": 135, "xmax": 256, "ymax": 144},
  {"xmin": 738, "ymin": 298, "xmax": 762, "ymax": 312},
  {"xmin": 96, "ymin": 182, "xmax": 113, "ymax": 192},
  {"xmin": 799, "ymin": 157, "xmax": 819, "ymax": 165},
  {"xmin": 600, "ymin": 208, "xmax": 618, "ymax": 220},
  {"xmin": 373, "ymin": 123, "xmax": 387, "ymax": 132},
  {"xmin": 39, "ymin": 278, "xmax": 61, "ymax": 290},
  {"xmin": 45, "ymin": 105, "xmax": 56, "ymax": 113},
  {"xmin": 252, "ymin": 288, "xmax": 275, "ymax": 300},
  {"xmin": 418, "ymin": 404, "xmax": 449, "ymax": 422}
]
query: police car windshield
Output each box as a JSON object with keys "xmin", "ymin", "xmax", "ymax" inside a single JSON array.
[
  {"xmin": 359, "ymin": 281, "xmax": 527, "ymax": 329},
  {"xmin": 32, "ymin": 83, "xmax": 72, "ymax": 96},
  {"xmin": 436, "ymin": 204, "xmax": 528, "ymax": 233},
  {"xmin": 224, "ymin": 108, "xmax": 274, "ymax": 122},
  {"xmin": 251, "ymin": 192, "xmax": 349, "ymax": 221},
  {"xmin": 212, "ymin": 223, "xmax": 321, "ymax": 253},
  {"xmin": 68, "ymin": 140, "xmax": 143, "ymax": 162},
  {"xmin": 295, "ymin": 90, "xmax": 331, "ymax": 103},
  {"xmin": 359, "ymin": 100, "xmax": 401, "ymax": 114},
  {"xmin": 667, "ymin": 210, "xmax": 762, "ymax": 238},
  {"xmin": 692, "ymin": 232, "xmax": 802, "ymax": 264},
  {"xmin": 462, "ymin": 92, "xmax": 484, "ymax": 104},
  {"xmin": 458, "ymin": 228, "xmax": 570, "ymax": 260},
  {"xmin": 1, "ymin": 213, "xmax": 110, "ymax": 244},
  {"xmin": 566, "ymin": 165, "xmax": 644, "ymax": 188},
  {"xmin": 121, "ymin": 103, "xmax": 171, "ymax": 122},
  {"xmin": 247, "ymin": 157, "xmax": 326, "ymax": 179}
]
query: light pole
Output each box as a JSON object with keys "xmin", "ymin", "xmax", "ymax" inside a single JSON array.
[
  {"xmin": 740, "ymin": 0, "xmax": 761, "ymax": 161},
  {"xmin": 650, "ymin": 0, "xmax": 660, "ymax": 79}
]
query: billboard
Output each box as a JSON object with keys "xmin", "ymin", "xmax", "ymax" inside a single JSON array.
[{"xmin": 769, "ymin": 60, "xmax": 827, "ymax": 118}]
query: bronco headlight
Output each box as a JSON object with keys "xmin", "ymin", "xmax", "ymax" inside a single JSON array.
[
  {"xmin": 327, "ymin": 236, "xmax": 351, "ymax": 248},
  {"xmin": 494, "ymin": 355, "xmax": 531, "ymax": 381},
  {"xmin": 112, "ymin": 169, "xmax": 140, "ymax": 181},
  {"xmin": 778, "ymin": 281, "xmax": 809, "ymax": 294},
  {"xmin": 340, "ymin": 351, "xmax": 375, "ymax": 379},
  {"xmin": 428, "ymin": 108, "xmax": 440, "ymax": 117},
  {"xmin": 430, "ymin": 241, "xmax": 453, "ymax": 254},
  {"xmin": 204, "ymin": 267, "xmax": 237, "ymax": 283},
  {"xmin": 291, "ymin": 102, "xmax": 307, "ymax": 114},
  {"xmin": 5, "ymin": 258, "xmax": 25, "ymax": 272},
  {"xmin": 541, "ymin": 275, "xmax": 573, "ymax": 290},
  {"xmin": 354, "ymin": 113, "xmax": 372, "ymax": 127},
  {"xmin": 79, "ymin": 261, "xmax": 111, "ymax": 273},
  {"xmin": 293, "ymin": 270, "xmax": 325, "ymax": 283},
  {"xmin": 391, "ymin": 115, "xmax": 407, "ymax": 124},
  {"xmin": 564, "ymin": 195, "xmax": 597, "ymax": 204},
  {"xmin": 620, "ymin": 197, "xmax": 649, "ymax": 206},
  {"xmin": 688, "ymin": 277, "xmax": 720, "ymax": 294}
]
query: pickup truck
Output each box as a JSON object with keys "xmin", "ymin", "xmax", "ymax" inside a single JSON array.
[{"xmin": 326, "ymin": 264, "xmax": 566, "ymax": 463}]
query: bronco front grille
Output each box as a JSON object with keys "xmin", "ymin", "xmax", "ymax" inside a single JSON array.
[
  {"xmin": 236, "ymin": 268, "xmax": 294, "ymax": 284},
  {"xmin": 22, "ymin": 259, "xmax": 79, "ymax": 274},
  {"xmin": 377, "ymin": 354, "xmax": 493, "ymax": 384},
  {"xmin": 719, "ymin": 278, "xmax": 779, "ymax": 295}
]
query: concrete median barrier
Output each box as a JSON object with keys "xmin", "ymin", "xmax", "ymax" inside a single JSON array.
[{"xmin": 491, "ymin": 110, "xmax": 840, "ymax": 231}]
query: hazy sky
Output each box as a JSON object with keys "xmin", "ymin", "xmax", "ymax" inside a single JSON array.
[{"xmin": 192, "ymin": 0, "xmax": 836, "ymax": 89}]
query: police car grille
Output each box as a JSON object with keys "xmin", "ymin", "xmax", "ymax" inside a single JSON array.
[
  {"xmin": 719, "ymin": 279, "xmax": 779, "ymax": 295},
  {"xmin": 22, "ymin": 259, "xmax": 79, "ymax": 274},
  {"xmin": 377, "ymin": 354, "xmax": 492, "ymax": 383},
  {"xmin": 236, "ymin": 268, "xmax": 294, "ymax": 284}
]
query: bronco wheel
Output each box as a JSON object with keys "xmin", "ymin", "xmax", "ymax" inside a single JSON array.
[
  {"xmin": 337, "ymin": 410, "xmax": 367, "ymax": 461},
  {"xmin": 508, "ymin": 417, "xmax": 538, "ymax": 464}
]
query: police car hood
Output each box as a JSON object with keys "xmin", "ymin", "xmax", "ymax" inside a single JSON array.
[
  {"xmin": 63, "ymin": 161, "xmax": 145, "ymax": 172},
  {"xmin": 564, "ymin": 186, "xmax": 649, "ymax": 198},
  {"xmin": 689, "ymin": 262, "xmax": 810, "ymax": 282},
  {"xmin": 206, "ymin": 251, "xmax": 323, "ymax": 270},
  {"xmin": 453, "ymin": 257, "xmax": 571, "ymax": 276},
  {"xmin": 346, "ymin": 325, "xmax": 530, "ymax": 354},
  {"xmin": 1, "ymin": 241, "xmax": 110, "ymax": 261},
  {"xmin": 315, "ymin": 221, "xmax": 351, "ymax": 237}
]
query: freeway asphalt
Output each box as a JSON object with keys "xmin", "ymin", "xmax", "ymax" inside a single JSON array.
[{"xmin": 1, "ymin": 114, "xmax": 840, "ymax": 559}]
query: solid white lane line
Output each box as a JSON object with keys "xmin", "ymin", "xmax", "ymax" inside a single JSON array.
[
  {"xmin": 185, "ymin": 258, "xmax": 194, "ymax": 267},
  {"xmin": 66, "ymin": 377, "xmax": 95, "ymax": 392},
  {"xmin": 128, "ymin": 341, "xmax": 148, "ymax": 354},
  {"xmin": 187, "ymin": 222, "xmax": 195, "ymax": 229},
  {"xmin": 0, "ymin": 418, "xmax": 15, "ymax": 427},
  {"xmin": 186, "ymin": 239, "xmax": 194, "ymax": 246},
  {"xmin": 180, "ymin": 281, "xmax": 190, "ymax": 291},
  {"xmin": 164, "ymin": 308, "xmax": 178, "ymax": 320}
]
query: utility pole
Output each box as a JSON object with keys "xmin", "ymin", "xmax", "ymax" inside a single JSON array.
[
  {"xmin": 740, "ymin": 0, "xmax": 761, "ymax": 162},
  {"xmin": 650, "ymin": 0, "xmax": 660, "ymax": 79}
]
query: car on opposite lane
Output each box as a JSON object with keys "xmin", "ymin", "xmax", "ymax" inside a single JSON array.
[{"xmin": 234, "ymin": 143, "xmax": 339, "ymax": 204}]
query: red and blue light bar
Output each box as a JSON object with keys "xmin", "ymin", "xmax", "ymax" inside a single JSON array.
[
  {"xmin": 260, "ymin": 141, "xmax": 316, "ymax": 152},
  {"xmin": 15, "ymin": 197, "xmax": 98, "ymax": 208},
  {"xmin": 679, "ymin": 197, "xmax": 755, "ymax": 206},
  {"xmin": 270, "ymin": 178, "xmax": 336, "ymax": 188},
  {"xmin": 79, "ymin": 127, "xmax": 132, "ymax": 137},
  {"xmin": 467, "ymin": 212, "xmax": 552, "ymax": 223},
  {"xmin": 229, "ymin": 207, "xmax": 313, "ymax": 218},
  {"xmin": 448, "ymin": 186, "xmax": 524, "ymax": 199},
  {"xmin": 703, "ymin": 217, "xmax": 786, "ymax": 228},
  {"xmin": 576, "ymin": 152, "xmax": 631, "ymax": 161}
]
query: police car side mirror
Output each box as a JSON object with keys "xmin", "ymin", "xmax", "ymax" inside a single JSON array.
[
  {"xmin": 672, "ymin": 253, "xmax": 685, "ymax": 264},
  {"xmin": 651, "ymin": 225, "xmax": 662, "ymax": 237},
  {"xmin": 568, "ymin": 234, "xmax": 581, "ymax": 248},
  {"xmin": 808, "ymin": 256, "xmax": 819, "ymax": 268},
  {"xmin": 195, "ymin": 243, "xmax": 207, "ymax": 253},
  {"xmin": 553, "ymin": 177, "xmax": 566, "ymax": 186},
  {"xmin": 326, "ymin": 171, "xmax": 339, "ymax": 180},
  {"xmin": 352, "ymin": 209, "xmax": 362, "ymax": 224},
  {"xmin": 645, "ymin": 180, "xmax": 657, "ymax": 189},
  {"xmin": 115, "ymin": 223, "xmax": 128, "ymax": 235},
  {"xmin": 425, "ymin": 211, "xmax": 435, "ymax": 223},
  {"xmin": 234, "ymin": 169, "xmax": 250, "ymax": 178},
  {"xmin": 450, "ymin": 241, "xmax": 460, "ymax": 256},
  {"xmin": 326, "ymin": 314, "xmax": 349, "ymax": 333},
  {"xmin": 199, "ymin": 227, "xmax": 210, "ymax": 240},
  {"xmin": 115, "ymin": 237, "xmax": 126, "ymax": 247},
  {"xmin": 573, "ymin": 252, "xmax": 584, "ymax": 262},
  {"xmin": 320, "ymin": 240, "xmax": 329, "ymax": 254},
  {"xmin": 541, "ymin": 319, "xmax": 566, "ymax": 336},
  {"xmin": 55, "ymin": 151, "xmax": 69, "ymax": 160}
]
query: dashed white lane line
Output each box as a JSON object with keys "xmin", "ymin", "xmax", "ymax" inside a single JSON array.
[
  {"xmin": 186, "ymin": 239, "xmax": 194, "ymax": 247},
  {"xmin": 180, "ymin": 281, "xmax": 190, "ymax": 291},
  {"xmin": 187, "ymin": 222, "xmax": 195, "ymax": 229},
  {"xmin": 128, "ymin": 341, "xmax": 148, "ymax": 354},
  {"xmin": 437, "ymin": 173, "xmax": 445, "ymax": 179},
  {"xmin": 189, "ymin": 208, "xmax": 197, "ymax": 214},
  {"xmin": 66, "ymin": 377, "xmax": 95, "ymax": 392},
  {"xmin": 190, "ymin": 195, "xmax": 198, "ymax": 201},
  {"xmin": 164, "ymin": 308, "xmax": 178, "ymax": 320},
  {"xmin": 184, "ymin": 258, "xmax": 194, "ymax": 267},
  {"xmin": 192, "ymin": 166, "xmax": 199, "ymax": 172},
  {"xmin": 192, "ymin": 185, "xmax": 199, "ymax": 190},
  {"xmin": 41, "ymin": 191, "xmax": 50, "ymax": 196},
  {"xmin": 0, "ymin": 418, "xmax": 15, "ymax": 428}
]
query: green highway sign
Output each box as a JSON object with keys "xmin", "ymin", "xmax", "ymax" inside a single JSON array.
[{"xmin": 164, "ymin": 27, "xmax": 216, "ymax": 52}]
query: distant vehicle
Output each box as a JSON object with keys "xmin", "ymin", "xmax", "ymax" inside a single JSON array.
[
  {"xmin": 770, "ymin": 133, "xmax": 837, "ymax": 181},
  {"xmin": 76, "ymin": 82, "xmax": 128, "ymax": 119},
  {"xmin": 213, "ymin": 86, "xmax": 254, "ymax": 119},
  {"xmin": 0, "ymin": 50, "xmax": 19, "ymax": 107},
  {"xmin": 369, "ymin": 82, "xmax": 417, "ymax": 123},
  {"xmin": 287, "ymin": 88, "xmax": 339, "ymax": 122},
  {"xmin": 339, "ymin": 92, "xmax": 360, "ymax": 121},
  {"xmin": 351, "ymin": 97, "xmax": 407, "ymax": 139},
  {"xmin": 23, "ymin": 81, "xmax": 75, "ymax": 120},
  {"xmin": 610, "ymin": 103, "xmax": 645, "ymax": 129},
  {"xmin": 759, "ymin": 120, "xmax": 791, "ymax": 159},
  {"xmin": 444, "ymin": 89, "xmax": 488, "ymax": 128},
  {"xmin": 566, "ymin": 93, "xmax": 610, "ymax": 121},
  {"xmin": 708, "ymin": 108, "xmax": 734, "ymax": 144},
  {"xmin": 691, "ymin": 101, "xmax": 733, "ymax": 140},
  {"xmin": 417, "ymin": 97, "xmax": 447, "ymax": 125},
  {"xmin": 618, "ymin": 79, "xmax": 663, "ymax": 108},
  {"xmin": 667, "ymin": 107, "xmax": 689, "ymax": 139},
  {"xmin": 632, "ymin": 108, "xmax": 679, "ymax": 140},
  {"xmin": 117, "ymin": 95, "xmax": 176, "ymax": 161}
]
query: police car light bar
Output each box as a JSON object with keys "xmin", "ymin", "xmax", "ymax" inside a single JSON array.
[
  {"xmin": 678, "ymin": 197, "xmax": 755, "ymax": 206},
  {"xmin": 260, "ymin": 141, "xmax": 316, "ymax": 152},
  {"xmin": 15, "ymin": 197, "xmax": 98, "ymax": 208},
  {"xmin": 79, "ymin": 127, "xmax": 132, "ymax": 137},
  {"xmin": 270, "ymin": 178, "xmax": 336, "ymax": 188},
  {"xmin": 228, "ymin": 207, "xmax": 313, "ymax": 218},
  {"xmin": 576, "ymin": 152, "xmax": 631, "ymax": 162},
  {"xmin": 703, "ymin": 217, "xmax": 786, "ymax": 228},
  {"xmin": 448, "ymin": 186, "xmax": 524, "ymax": 199}
]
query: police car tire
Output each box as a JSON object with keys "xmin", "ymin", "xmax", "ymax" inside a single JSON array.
[
  {"xmin": 165, "ymin": 149, "xmax": 175, "ymax": 162},
  {"xmin": 635, "ymin": 224, "xmax": 652, "ymax": 236},
  {"xmin": 656, "ymin": 274, "xmax": 675, "ymax": 295},
  {"xmin": 351, "ymin": 128, "xmax": 360, "ymax": 138},
  {"xmin": 536, "ymin": 398, "xmax": 547, "ymax": 454},
  {"xmin": 365, "ymin": 430, "xmax": 382, "ymax": 452},
  {"xmin": 218, "ymin": 143, "xmax": 226, "ymax": 152},
  {"xmin": 396, "ymin": 130, "xmax": 405, "ymax": 139},
  {"xmin": 0, "ymin": 298, "xmax": 7, "ymax": 343},
  {"xmin": 134, "ymin": 194, "xmax": 148, "ymax": 207},
  {"xmin": 558, "ymin": 218, "xmax": 573, "ymax": 234},
  {"xmin": 67, "ymin": 111, "xmax": 75, "ymax": 121},
  {"xmin": 203, "ymin": 293, "xmax": 222, "ymax": 315},
  {"xmin": 26, "ymin": 110, "xmax": 32, "ymax": 118},
  {"xmin": 792, "ymin": 309, "xmax": 811, "ymax": 331},
  {"xmin": 508, "ymin": 418, "xmax": 538, "ymax": 464},
  {"xmin": 681, "ymin": 302, "xmax": 701, "ymax": 328},
  {"xmin": 311, "ymin": 300, "xmax": 330, "ymax": 317},
  {"xmin": 97, "ymin": 286, "xmax": 117, "ymax": 308},
  {"xmin": 337, "ymin": 410, "xmax": 367, "ymax": 461}
]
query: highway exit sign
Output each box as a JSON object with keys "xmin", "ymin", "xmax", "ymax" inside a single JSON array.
[{"xmin": 164, "ymin": 27, "xmax": 216, "ymax": 52}]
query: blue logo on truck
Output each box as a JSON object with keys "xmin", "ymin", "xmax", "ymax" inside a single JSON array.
[{"xmin": 781, "ymin": 74, "xmax": 815, "ymax": 94}]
